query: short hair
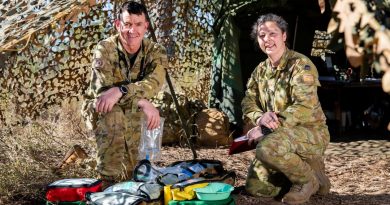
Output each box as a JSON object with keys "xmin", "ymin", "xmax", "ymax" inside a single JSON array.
[
  {"xmin": 250, "ymin": 13, "xmax": 288, "ymax": 43},
  {"xmin": 118, "ymin": 1, "xmax": 148, "ymax": 20}
]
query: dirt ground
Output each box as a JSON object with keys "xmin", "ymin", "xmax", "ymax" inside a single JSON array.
[
  {"xmin": 3, "ymin": 127, "xmax": 388, "ymax": 205},
  {"xmin": 157, "ymin": 138, "xmax": 390, "ymax": 205}
]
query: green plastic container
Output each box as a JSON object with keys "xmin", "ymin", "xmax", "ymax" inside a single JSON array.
[
  {"xmin": 194, "ymin": 182, "xmax": 234, "ymax": 201},
  {"xmin": 46, "ymin": 201, "xmax": 86, "ymax": 205},
  {"xmin": 168, "ymin": 196, "xmax": 235, "ymax": 205}
]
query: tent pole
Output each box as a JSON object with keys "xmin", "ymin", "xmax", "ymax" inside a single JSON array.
[
  {"xmin": 293, "ymin": 15, "xmax": 299, "ymax": 50},
  {"xmin": 140, "ymin": 0, "xmax": 198, "ymax": 159}
]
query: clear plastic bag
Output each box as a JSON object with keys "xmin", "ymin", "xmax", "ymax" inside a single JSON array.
[{"xmin": 138, "ymin": 117, "xmax": 164, "ymax": 161}]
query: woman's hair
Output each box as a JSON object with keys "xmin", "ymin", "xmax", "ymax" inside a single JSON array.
[
  {"xmin": 250, "ymin": 13, "xmax": 289, "ymax": 43},
  {"xmin": 117, "ymin": 1, "xmax": 148, "ymax": 20}
]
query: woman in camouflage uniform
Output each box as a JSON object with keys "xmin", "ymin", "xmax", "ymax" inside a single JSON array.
[{"xmin": 241, "ymin": 13, "xmax": 330, "ymax": 204}]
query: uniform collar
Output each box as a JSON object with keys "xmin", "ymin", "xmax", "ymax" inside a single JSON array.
[
  {"xmin": 115, "ymin": 34, "xmax": 145, "ymax": 57},
  {"xmin": 266, "ymin": 47, "xmax": 291, "ymax": 71}
]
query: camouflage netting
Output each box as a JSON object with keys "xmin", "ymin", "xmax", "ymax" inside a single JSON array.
[
  {"xmin": 1, "ymin": 0, "xmax": 389, "ymax": 130},
  {"xmin": 1, "ymin": 0, "xmax": 115, "ymax": 124},
  {"xmin": 0, "ymin": 0, "xmax": 263, "ymax": 143},
  {"xmin": 311, "ymin": 30, "xmax": 334, "ymax": 58},
  {"xmin": 327, "ymin": 0, "xmax": 390, "ymax": 85},
  {"xmin": 0, "ymin": 0, "xmax": 217, "ymax": 128}
]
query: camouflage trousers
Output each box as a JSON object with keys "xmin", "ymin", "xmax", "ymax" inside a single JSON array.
[
  {"xmin": 93, "ymin": 105, "xmax": 143, "ymax": 182},
  {"xmin": 246, "ymin": 125, "xmax": 330, "ymax": 197}
]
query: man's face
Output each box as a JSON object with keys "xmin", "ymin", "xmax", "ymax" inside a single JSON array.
[
  {"xmin": 257, "ymin": 21, "xmax": 286, "ymax": 59},
  {"xmin": 115, "ymin": 11, "xmax": 149, "ymax": 54}
]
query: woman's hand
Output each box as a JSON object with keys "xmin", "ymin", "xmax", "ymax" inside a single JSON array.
[
  {"xmin": 247, "ymin": 126, "xmax": 264, "ymax": 145},
  {"xmin": 256, "ymin": 111, "xmax": 280, "ymax": 130}
]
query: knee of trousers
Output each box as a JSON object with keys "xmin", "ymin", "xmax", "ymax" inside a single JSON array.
[
  {"xmin": 95, "ymin": 106, "xmax": 127, "ymax": 134},
  {"xmin": 256, "ymin": 135, "xmax": 290, "ymax": 164}
]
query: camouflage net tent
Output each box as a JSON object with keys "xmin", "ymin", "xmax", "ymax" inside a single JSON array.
[
  {"xmin": 1, "ymin": 0, "xmax": 389, "ymax": 131},
  {"xmin": 0, "ymin": 0, "xmax": 258, "ymax": 128},
  {"xmin": 0, "ymin": 0, "xmax": 216, "ymax": 128},
  {"xmin": 1, "ymin": 0, "xmax": 116, "ymax": 124}
]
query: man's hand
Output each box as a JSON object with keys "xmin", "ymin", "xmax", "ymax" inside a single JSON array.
[
  {"xmin": 138, "ymin": 99, "xmax": 160, "ymax": 130},
  {"xmin": 95, "ymin": 87, "xmax": 122, "ymax": 113},
  {"xmin": 256, "ymin": 111, "xmax": 280, "ymax": 130},
  {"xmin": 247, "ymin": 126, "xmax": 264, "ymax": 145}
]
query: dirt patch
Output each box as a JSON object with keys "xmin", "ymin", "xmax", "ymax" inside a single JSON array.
[
  {"xmin": 158, "ymin": 139, "xmax": 390, "ymax": 205},
  {"xmin": 2, "ymin": 129, "xmax": 389, "ymax": 204},
  {"xmin": 2, "ymin": 105, "xmax": 389, "ymax": 204}
]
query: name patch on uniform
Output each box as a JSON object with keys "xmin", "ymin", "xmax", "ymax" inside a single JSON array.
[
  {"xmin": 93, "ymin": 58, "xmax": 104, "ymax": 68},
  {"xmin": 302, "ymin": 74, "xmax": 314, "ymax": 84}
]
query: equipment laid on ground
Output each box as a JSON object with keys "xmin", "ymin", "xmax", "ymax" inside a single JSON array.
[{"xmin": 45, "ymin": 178, "xmax": 102, "ymax": 205}]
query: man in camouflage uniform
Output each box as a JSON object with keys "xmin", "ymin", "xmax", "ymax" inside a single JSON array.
[
  {"xmin": 241, "ymin": 14, "xmax": 330, "ymax": 204},
  {"xmin": 82, "ymin": 1, "xmax": 167, "ymax": 188}
]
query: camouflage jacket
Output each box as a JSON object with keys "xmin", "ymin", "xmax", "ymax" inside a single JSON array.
[
  {"xmin": 242, "ymin": 48, "xmax": 327, "ymax": 127},
  {"xmin": 84, "ymin": 34, "xmax": 168, "ymax": 112}
]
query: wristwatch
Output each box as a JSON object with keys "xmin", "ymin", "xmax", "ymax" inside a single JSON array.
[{"xmin": 118, "ymin": 85, "xmax": 128, "ymax": 96}]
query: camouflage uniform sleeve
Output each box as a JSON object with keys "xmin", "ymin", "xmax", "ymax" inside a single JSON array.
[
  {"xmin": 241, "ymin": 66, "xmax": 264, "ymax": 125},
  {"xmin": 81, "ymin": 41, "xmax": 115, "ymax": 130},
  {"xmin": 118, "ymin": 44, "xmax": 168, "ymax": 112},
  {"xmin": 278, "ymin": 58, "xmax": 321, "ymax": 127},
  {"xmin": 88, "ymin": 41, "xmax": 116, "ymax": 98}
]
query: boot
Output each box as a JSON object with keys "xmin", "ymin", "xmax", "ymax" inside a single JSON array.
[
  {"xmin": 282, "ymin": 175, "xmax": 319, "ymax": 205},
  {"xmin": 306, "ymin": 156, "xmax": 331, "ymax": 195}
]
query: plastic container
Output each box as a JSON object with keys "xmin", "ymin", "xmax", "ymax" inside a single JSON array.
[
  {"xmin": 138, "ymin": 117, "xmax": 165, "ymax": 161},
  {"xmin": 194, "ymin": 182, "xmax": 234, "ymax": 201}
]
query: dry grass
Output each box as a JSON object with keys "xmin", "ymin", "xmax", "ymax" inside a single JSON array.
[
  {"xmin": 0, "ymin": 102, "xmax": 97, "ymax": 204},
  {"xmin": 0, "ymin": 102, "xmax": 389, "ymax": 204}
]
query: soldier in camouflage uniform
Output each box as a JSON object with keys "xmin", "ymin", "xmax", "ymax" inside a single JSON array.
[
  {"xmin": 241, "ymin": 14, "xmax": 330, "ymax": 204},
  {"xmin": 82, "ymin": 1, "xmax": 167, "ymax": 189}
]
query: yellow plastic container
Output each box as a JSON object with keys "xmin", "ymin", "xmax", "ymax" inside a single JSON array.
[
  {"xmin": 171, "ymin": 182, "xmax": 209, "ymax": 201},
  {"xmin": 164, "ymin": 185, "xmax": 173, "ymax": 205}
]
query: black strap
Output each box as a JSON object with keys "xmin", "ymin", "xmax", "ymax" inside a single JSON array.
[
  {"xmin": 133, "ymin": 159, "xmax": 152, "ymax": 182},
  {"xmin": 136, "ymin": 56, "xmax": 146, "ymax": 81},
  {"xmin": 137, "ymin": 184, "xmax": 152, "ymax": 201}
]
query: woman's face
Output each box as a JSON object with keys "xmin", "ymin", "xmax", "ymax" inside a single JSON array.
[{"xmin": 257, "ymin": 21, "xmax": 287, "ymax": 60}]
